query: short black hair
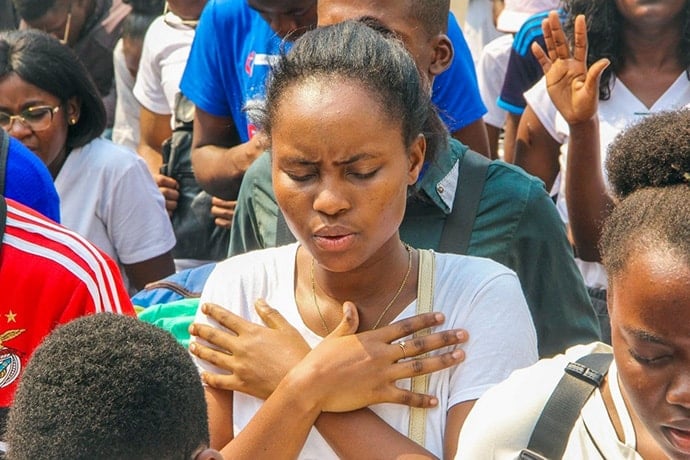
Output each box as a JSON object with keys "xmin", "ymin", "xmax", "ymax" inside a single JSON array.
[
  {"xmin": 257, "ymin": 20, "xmax": 447, "ymax": 164},
  {"xmin": 11, "ymin": 0, "xmax": 58, "ymax": 22},
  {"xmin": 5, "ymin": 314, "xmax": 209, "ymax": 460},
  {"xmin": 600, "ymin": 109, "xmax": 690, "ymax": 279},
  {"xmin": 123, "ymin": 0, "xmax": 165, "ymax": 15},
  {"xmin": 0, "ymin": 29, "xmax": 106, "ymax": 149},
  {"xmin": 122, "ymin": 11, "xmax": 158, "ymax": 41},
  {"xmin": 409, "ymin": 0, "xmax": 451, "ymax": 36}
]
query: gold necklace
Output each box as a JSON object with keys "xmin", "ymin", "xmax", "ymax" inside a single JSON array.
[{"xmin": 310, "ymin": 244, "xmax": 413, "ymax": 334}]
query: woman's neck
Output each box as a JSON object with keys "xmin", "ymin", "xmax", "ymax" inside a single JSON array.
[
  {"xmin": 298, "ymin": 238, "xmax": 419, "ymax": 333},
  {"xmin": 48, "ymin": 146, "xmax": 69, "ymax": 179},
  {"xmin": 620, "ymin": 23, "xmax": 683, "ymax": 73}
]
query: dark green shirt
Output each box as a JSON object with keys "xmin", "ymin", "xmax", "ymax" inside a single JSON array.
[{"xmin": 229, "ymin": 139, "xmax": 599, "ymax": 357}]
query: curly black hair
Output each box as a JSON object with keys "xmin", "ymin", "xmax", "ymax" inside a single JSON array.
[
  {"xmin": 563, "ymin": 0, "xmax": 690, "ymax": 100},
  {"xmin": 606, "ymin": 109, "xmax": 690, "ymax": 199},
  {"xmin": 600, "ymin": 109, "xmax": 690, "ymax": 278},
  {"xmin": 5, "ymin": 314, "xmax": 209, "ymax": 460}
]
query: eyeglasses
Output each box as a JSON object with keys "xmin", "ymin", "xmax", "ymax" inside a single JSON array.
[
  {"xmin": 0, "ymin": 106, "xmax": 62, "ymax": 132},
  {"xmin": 162, "ymin": 4, "xmax": 199, "ymax": 29}
]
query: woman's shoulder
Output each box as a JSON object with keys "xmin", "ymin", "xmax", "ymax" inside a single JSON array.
[
  {"xmin": 73, "ymin": 138, "xmax": 144, "ymax": 169},
  {"xmin": 211, "ymin": 244, "xmax": 298, "ymax": 279},
  {"xmin": 433, "ymin": 251, "xmax": 517, "ymax": 282},
  {"xmin": 457, "ymin": 342, "xmax": 612, "ymax": 457}
]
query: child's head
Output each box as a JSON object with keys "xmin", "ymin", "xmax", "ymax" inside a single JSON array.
[
  {"xmin": 5, "ymin": 313, "xmax": 217, "ymax": 460},
  {"xmin": 121, "ymin": 10, "xmax": 158, "ymax": 78},
  {"xmin": 317, "ymin": 0, "xmax": 453, "ymax": 81},
  {"xmin": 600, "ymin": 109, "xmax": 690, "ymax": 459}
]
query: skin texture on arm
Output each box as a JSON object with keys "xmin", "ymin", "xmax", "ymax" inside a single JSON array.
[
  {"xmin": 531, "ymin": 12, "xmax": 612, "ymax": 261},
  {"xmin": 123, "ymin": 251, "xmax": 175, "ymax": 292},
  {"xmin": 138, "ymin": 106, "xmax": 171, "ymax": 175},
  {"xmin": 484, "ymin": 122, "xmax": 501, "ymax": 160},
  {"xmin": 190, "ymin": 107, "xmax": 263, "ymax": 200},
  {"xmin": 454, "ymin": 118, "xmax": 492, "ymax": 159},
  {"xmin": 191, "ymin": 302, "xmax": 468, "ymax": 459},
  {"xmin": 513, "ymin": 104, "xmax": 561, "ymax": 190},
  {"xmin": 138, "ymin": 106, "xmax": 179, "ymax": 215},
  {"xmin": 502, "ymin": 112, "xmax": 520, "ymax": 163}
]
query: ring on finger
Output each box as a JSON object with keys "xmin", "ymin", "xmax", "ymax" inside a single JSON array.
[{"xmin": 398, "ymin": 340, "xmax": 408, "ymax": 360}]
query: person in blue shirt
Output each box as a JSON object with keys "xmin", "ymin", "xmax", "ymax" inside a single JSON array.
[
  {"xmin": 0, "ymin": 130, "xmax": 60, "ymax": 222},
  {"xmin": 179, "ymin": 0, "xmax": 490, "ymax": 215}
]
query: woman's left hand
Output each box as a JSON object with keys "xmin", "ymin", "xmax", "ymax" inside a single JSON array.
[{"xmin": 189, "ymin": 300, "xmax": 311, "ymax": 400}]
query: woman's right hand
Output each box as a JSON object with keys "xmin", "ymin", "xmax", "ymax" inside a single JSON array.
[
  {"xmin": 532, "ymin": 12, "xmax": 610, "ymax": 126},
  {"xmin": 286, "ymin": 302, "xmax": 468, "ymax": 413}
]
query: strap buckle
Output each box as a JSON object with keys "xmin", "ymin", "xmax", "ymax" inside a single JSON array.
[
  {"xmin": 565, "ymin": 361, "xmax": 606, "ymax": 387},
  {"xmin": 519, "ymin": 449, "xmax": 550, "ymax": 460}
]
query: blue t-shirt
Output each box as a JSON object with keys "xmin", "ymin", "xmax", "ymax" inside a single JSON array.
[
  {"xmin": 4, "ymin": 135, "xmax": 60, "ymax": 222},
  {"xmin": 180, "ymin": 0, "xmax": 486, "ymax": 140},
  {"xmin": 180, "ymin": 0, "xmax": 283, "ymax": 143}
]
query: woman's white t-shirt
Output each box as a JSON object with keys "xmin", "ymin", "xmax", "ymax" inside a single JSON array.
[{"xmin": 193, "ymin": 243, "xmax": 538, "ymax": 458}]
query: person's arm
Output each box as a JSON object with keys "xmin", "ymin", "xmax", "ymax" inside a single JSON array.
[
  {"xmin": 191, "ymin": 108, "xmax": 266, "ymax": 200},
  {"xmin": 138, "ymin": 107, "xmax": 179, "ymax": 215},
  {"xmin": 123, "ymin": 251, "xmax": 175, "ymax": 292},
  {"xmin": 138, "ymin": 106, "xmax": 171, "ymax": 176},
  {"xmin": 485, "ymin": 123, "xmax": 502, "ymax": 160},
  {"xmin": 513, "ymin": 105, "xmax": 561, "ymax": 190},
  {"xmin": 502, "ymin": 112, "xmax": 520, "ymax": 163},
  {"xmin": 192, "ymin": 302, "xmax": 467, "ymax": 459},
  {"xmin": 451, "ymin": 118, "xmax": 492, "ymax": 159},
  {"xmin": 531, "ymin": 12, "xmax": 612, "ymax": 261}
]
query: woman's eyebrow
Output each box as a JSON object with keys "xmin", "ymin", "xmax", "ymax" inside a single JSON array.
[
  {"xmin": 333, "ymin": 153, "xmax": 376, "ymax": 166},
  {"xmin": 623, "ymin": 326, "xmax": 667, "ymax": 345}
]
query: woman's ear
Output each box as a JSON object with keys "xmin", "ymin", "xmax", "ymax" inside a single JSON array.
[
  {"xmin": 429, "ymin": 34, "xmax": 453, "ymax": 77},
  {"xmin": 407, "ymin": 134, "xmax": 426, "ymax": 185},
  {"xmin": 65, "ymin": 96, "xmax": 81, "ymax": 125}
]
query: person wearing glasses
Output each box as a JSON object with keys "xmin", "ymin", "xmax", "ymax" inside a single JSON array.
[
  {"xmin": 0, "ymin": 29, "xmax": 176, "ymax": 293},
  {"xmin": 11, "ymin": 0, "xmax": 131, "ymax": 129}
]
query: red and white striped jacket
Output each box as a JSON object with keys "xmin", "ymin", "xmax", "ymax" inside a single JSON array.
[{"xmin": 0, "ymin": 198, "xmax": 134, "ymax": 407}]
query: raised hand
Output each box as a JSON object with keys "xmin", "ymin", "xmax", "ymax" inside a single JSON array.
[
  {"xmin": 286, "ymin": 302, "xmax": 468, "ymax": 413},
  {"xmin": 189, "ymin": 300, "xmax": 311, "ymax": 399},
  {"xmin": 532, "ymin": 12, "xmax": 610, "ymax": 125}
]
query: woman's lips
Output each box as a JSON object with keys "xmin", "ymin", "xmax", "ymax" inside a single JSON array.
[
  {"xmin": 313, "ymin": 233, "xmax": 355, "ymax": 252},
  {"xmin": 664, "ymin": 426, "xmax": 690, "ymax": 455}
]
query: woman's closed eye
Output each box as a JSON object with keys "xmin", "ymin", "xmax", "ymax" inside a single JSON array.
[
  {"xmin": 346, "ymin": 168, "xmax": 379, "ymax": 180},
  {"xmin": 628, "ymin": 348, "xmax": 672, "ymax": 366}
]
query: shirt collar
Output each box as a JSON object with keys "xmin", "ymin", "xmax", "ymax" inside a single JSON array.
[{"xmin": 413, "ymin": 138, "xmax": 466, "ymax": 214}]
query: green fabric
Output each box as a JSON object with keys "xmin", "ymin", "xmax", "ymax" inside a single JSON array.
[
  {"xmin": 229, "ymin": 140, "xmax": 600, "ymax": 357},
  {"xmin": 136, "ymin": 298, "xmax": 200, "ymax": 348}
]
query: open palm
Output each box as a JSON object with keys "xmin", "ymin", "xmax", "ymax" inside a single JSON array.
[{"xmin": 532, "ymin": 12, "xmax": 610, "ymax": 125}]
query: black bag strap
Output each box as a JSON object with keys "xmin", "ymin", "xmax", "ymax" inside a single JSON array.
[
  {"xmin": 0, "ymin": 130, "xmax": 9, "ymax": 195},
  {"xmin": 520, "ymin": 352, "xmax": 614, "ymax": 460},
  {"xmin": 0, "ymin": 195, "xmax": 7, "ymax": 245},
  {"xmin": 438, "ymin": 149, "xmax": 490, "ymax": 255}
]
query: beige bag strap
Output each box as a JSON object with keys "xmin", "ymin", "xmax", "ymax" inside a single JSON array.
[{"xmin": 408, "ymin": 248, "xmax": 435, "ymax": 447}]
